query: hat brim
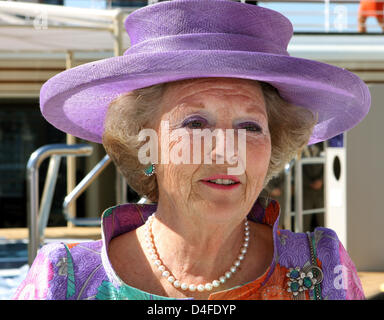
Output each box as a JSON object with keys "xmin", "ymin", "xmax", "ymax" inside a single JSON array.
[{"xmin": 40, "ymin": 50, "xmax": 371, "ymax": 145}]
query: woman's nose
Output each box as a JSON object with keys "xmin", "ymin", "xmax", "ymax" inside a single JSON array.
[{"xmin": 208, "ymin": 129, "xmax": 239, "ymax": 165}]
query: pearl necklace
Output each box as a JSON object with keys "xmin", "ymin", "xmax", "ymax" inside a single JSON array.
[{"xmin": 144, "ymin": 213, "xmax": 250, "ymax": 293}]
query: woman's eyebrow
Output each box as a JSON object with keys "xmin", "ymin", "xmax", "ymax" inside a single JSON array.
[
  {"xmin": 175, "ymin": 102, "xmax": 205, "ymax": 109},
  {"xmin": 244, "ymin": 107, "xmax": 267, "ymax": 119},
  {"xmin": 169, "ymin": 103, "xmax": 210, "ymax": 120},
  {"xmin": 175, "ymin": 101, "xmax": 267, "ymax": 120}
]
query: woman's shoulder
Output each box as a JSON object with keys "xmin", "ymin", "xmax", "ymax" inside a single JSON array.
[
  {"xmin": 275, "ymin": 226, "xmax": 365, "ymax": 299},
  {"xmin": 13, "ymin": 240, "xmax": 107, "ymax": 300},
  {"xmin": 276, "ymin": 226, "xmax": 341, "ymax": 259}
]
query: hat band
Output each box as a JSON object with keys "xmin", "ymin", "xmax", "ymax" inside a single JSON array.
[{"xmin": 124, "ymin": 33, "xmax": 289, "ymax": 56}]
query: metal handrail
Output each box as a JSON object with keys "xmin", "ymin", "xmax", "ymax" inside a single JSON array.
[
  {"xmin": 38, "ymin": 154, "xmax": 61, "ymax": 242},
  {"xmin": 63, "ymin": 154, "xmax": 111, "ymax": 226},
  {"xmin": 27, "ymin": 143, "xmax": 93, "ymax": 265}
]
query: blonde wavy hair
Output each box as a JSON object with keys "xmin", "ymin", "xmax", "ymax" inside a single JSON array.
[{"xmin": 102, "ymin": 79, "xmax": 317, "ymax": 202}]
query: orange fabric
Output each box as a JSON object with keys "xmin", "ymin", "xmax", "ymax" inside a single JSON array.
[
  {"xmin": 359, "ymin": 0, "xmax": 384, "ymax": 18},
  {"xmin": 317, "ymin": 257, "xmax": 322, "ymax": 269},
  {"xmin": 66, "ymin": 242, "xmax": 80, "ymax": 250},
  {"xmin": 262, "ymin": 200, "xmax": 280, "ymax": 227},
  {"xmin": 208, "ymin": 264, "xmax": 271, "ymax": 300},
  {"xmin": 208, "ymin": 200, "xmax": 309, "ymax": 300},
  {"xmin": 209, "ymin": 264, "xmax": 309, "ymax": 300},
  {"xmin": 258, "ymin": 264, "xmax": 309, "ymax": 300}
]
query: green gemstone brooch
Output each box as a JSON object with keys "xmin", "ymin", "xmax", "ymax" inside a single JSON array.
[{"xmin": 286, "ymin": 262, "xmax": 324, "ymax": 298}]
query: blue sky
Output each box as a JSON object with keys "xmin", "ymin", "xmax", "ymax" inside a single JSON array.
[{"xmin": 64, "ymin": 1, "xmax": 382, "ymax": 33}]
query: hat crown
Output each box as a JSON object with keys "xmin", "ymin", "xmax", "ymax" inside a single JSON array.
[
  {"xmin": 40, "ymin": 0, "xmax": 371, "ymax": 146},
  {"xmin": 124, "ymin": 0, "xmax": 293, "ymax": 50}
]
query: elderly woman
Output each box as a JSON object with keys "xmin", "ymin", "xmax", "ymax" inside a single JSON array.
[{"xmin": 14, "ymin": 0, "xmax": 369, "ymax": 300}]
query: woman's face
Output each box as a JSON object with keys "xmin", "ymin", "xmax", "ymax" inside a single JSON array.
[{"xmin": 153, "ymin": 77, "xmax": 271, "ymax": 224}]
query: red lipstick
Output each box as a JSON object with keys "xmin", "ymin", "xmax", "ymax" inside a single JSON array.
[
  {"xmin": 200, "ymin": 174, "xmax": 240, "ymax": 190},
  {"xmin": 202, "ymin": 174, "xmax": 240, "ymax": 183}
]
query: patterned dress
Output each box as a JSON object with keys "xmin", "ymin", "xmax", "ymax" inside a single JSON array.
[{"xmin": 13, "ymin": 198, "xmax": 364, "ymax": 300}]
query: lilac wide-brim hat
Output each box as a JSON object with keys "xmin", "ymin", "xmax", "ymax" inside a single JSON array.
[{"xmin": 40, "ymin": 0, "xmax": 371, "ymax": 145}]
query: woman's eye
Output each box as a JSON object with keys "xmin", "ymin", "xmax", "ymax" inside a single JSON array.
[
  {"xmin": 187, "ymin": 120, "xmax": 204, "ymax": 129},
  {"xmin": 182, "ymin": 117, "xmax": 207, "ymax": 129},
  {"xmin": 237, "ymin": 122, "xmax": 263, "ymax": 133}
]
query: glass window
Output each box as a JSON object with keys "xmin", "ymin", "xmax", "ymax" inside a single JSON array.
[{"xmin": 0, "ymin": 99, "xmax": 66, "ymax": 228}]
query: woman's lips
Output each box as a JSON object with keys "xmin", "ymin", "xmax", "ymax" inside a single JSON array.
[
  {"xmin": 202, "ymin": 174, "xmax": 240, "ymax": 183},
  {"xmin": 200, "ymin": 180, "xmax": 240, "ymax": 190},
  {"xmin": 200, "ymin": 174, "xmax": 241, "ymax": 190}
]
